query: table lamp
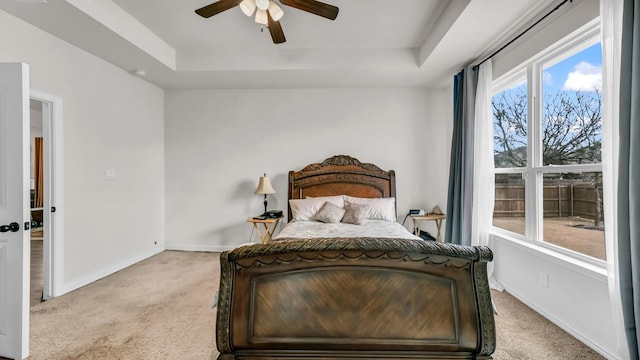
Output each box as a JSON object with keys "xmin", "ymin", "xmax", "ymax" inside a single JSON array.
[{"xmin": 254, "ymin": 173, "xmax": 276, "ymax": 214}]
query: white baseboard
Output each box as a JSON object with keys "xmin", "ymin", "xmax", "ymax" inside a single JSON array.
[
  {"xmin": 60, "ymin": 247, "xmax": 164, "ymax": 296},
  {"xmin": 165, "ymin": 243, "xmax": 243, "ymax": 252},
  {"xmin": 502, "ymin": 286, "xmax": 622, "ymax": 360}
]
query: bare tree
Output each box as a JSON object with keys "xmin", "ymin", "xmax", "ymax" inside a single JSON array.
[
  {"xmin": 493, "ymin": 87, "xmax": 602, "ymax": 167},
  {"xmin": 493, "ymin": 87, "xmax": 603, "ymax": 227},
  {"xmin": 541, "ymin": 89, "xmax": 602, "ymax": 165},
  {"xmin": 492, "ymin": 87, "xmax": 528, "ymax": 168}
]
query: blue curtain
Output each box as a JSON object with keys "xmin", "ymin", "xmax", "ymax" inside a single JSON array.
[
  {"xmin": 446, "ymin": 66, "xmax": 476, "ymax": 245},
  {"xmin": 618, "ymin": 0, "xmax": 640, "ymax": 358}
]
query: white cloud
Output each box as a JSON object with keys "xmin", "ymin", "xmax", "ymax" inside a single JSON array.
[{"xmin": 562, "ymin": 61, "xmax": 602, "ymax": 91}]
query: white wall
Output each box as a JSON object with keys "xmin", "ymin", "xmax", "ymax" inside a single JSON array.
[
  {"xmin": 493, "ymin": 0, "xmax": 600, "ymax": 79},
  {"xmin": 0, "ymin": 10, "xmax": 166, "ymax": 295},
  {"xmin": 492, "ymin": 237, "xmax": 619, "ymax": 358},
  {"xmin": 164, "ymin": 88, "xmax": 451, "ymax": 251},
  {"xmin": 489, "ymin": 0, "xmax": 626, "ymax": 358}
]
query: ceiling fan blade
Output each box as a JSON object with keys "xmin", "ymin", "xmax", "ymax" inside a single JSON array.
[
  {"xmin": 195, "ymin": 0, "xmax": 242, "ymax": 18},
  {"xmin": 267, "ymin": 11, "xmax": 286, "ymax": 44},
  {"xmin": 279, "ymin": 0, "xmax": 339, "ymax": 20}
]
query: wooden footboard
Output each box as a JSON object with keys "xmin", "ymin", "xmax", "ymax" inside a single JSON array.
[{"xmin": 216, "ymin": 238, "xmax": 495, "ymax": 360}]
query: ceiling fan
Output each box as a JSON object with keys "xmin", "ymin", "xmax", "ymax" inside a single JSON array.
[{"xmin": 195, "ymin": 0, "xmax": 339, "ymax": 44}]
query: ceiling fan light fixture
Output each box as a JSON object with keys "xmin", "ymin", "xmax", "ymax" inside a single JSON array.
[
  {"xmin": 267, "ymin": 1, "xmax": 283, "ymax": 21},
  {"xmin": 239, "ymin": 0, "xmax": 256, "ymax": 16},
  {"xmin": 255, "ymin": 8, "xmax": 268, "ymax": 25}
]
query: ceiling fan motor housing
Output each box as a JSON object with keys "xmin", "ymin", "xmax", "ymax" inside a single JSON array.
[{"xmin": 256, "ymin": 0, "xmax": 269, "ymax": 10}]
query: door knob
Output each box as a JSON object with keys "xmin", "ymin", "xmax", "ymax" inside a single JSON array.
[{"xmin": 0, "ymin": 222, "xmax": 20, "ymax": 233}]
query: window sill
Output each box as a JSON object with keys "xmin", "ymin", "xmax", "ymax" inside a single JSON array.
[{"xmin": 490, "ymin": 227, "xmax": 608, "ymax": 283}]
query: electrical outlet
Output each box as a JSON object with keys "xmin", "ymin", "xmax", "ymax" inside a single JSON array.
[
  {"xmin": 105, "ymin": 168, "xmax": 116, "ymax": 180},
  {"xmin": 538, "ymin": 272, "xmax": 548, "ymax": 288}
]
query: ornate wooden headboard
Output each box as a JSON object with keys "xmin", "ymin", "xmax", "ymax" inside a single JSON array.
[{"xmin": 287, "ymin": 155, "xmax": 396, "ymax": 220}]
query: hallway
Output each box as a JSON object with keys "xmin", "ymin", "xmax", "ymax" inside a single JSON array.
[{"xmin": 30, "ymin": 228, "xmax": 43, "ymax": 307}]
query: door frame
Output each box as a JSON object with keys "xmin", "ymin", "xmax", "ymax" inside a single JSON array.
[{"xmin": 29, "ymin": 90, "xmax": 64, "ymax": 299}]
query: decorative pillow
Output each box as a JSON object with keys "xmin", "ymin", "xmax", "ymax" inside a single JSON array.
[
  {"xmin": 311, "ymin": 201, "xmax": 346, "ymax": 223},
  {"xmin": 343, "ymin": 196, "xmax": 396, "ymax": 221},
  {"xmin": 341, "ymin": 202, "xmax": 369, "ymax": 225},
  {"xmin": 290, "ymin": 197, "xmax": 344, "ymax": 221}
]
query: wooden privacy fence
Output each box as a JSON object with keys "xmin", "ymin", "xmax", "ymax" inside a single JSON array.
[{"xmin": 494, "ymin": 184, "xmax": 604, "ymax": 221}]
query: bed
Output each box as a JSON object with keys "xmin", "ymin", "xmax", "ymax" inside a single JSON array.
[{"xmin": 216, "ymin": 155, "xmax": 496, "ymax": 359}]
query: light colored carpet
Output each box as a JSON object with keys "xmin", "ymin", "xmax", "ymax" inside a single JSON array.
[
  {"xmin": 23, "ymin": 250, "xmax": 604, "ymax": 360},
  {"xmin": 30, "ymin": 240, "xmax": 43, "ymax": 307},
  {"xmin": 492, "ymin": 290, "xmax": 604, "ymax": 359},
  {"xmin": 28, "ymin": 251, "xmax": 219, "ymax": 360}
]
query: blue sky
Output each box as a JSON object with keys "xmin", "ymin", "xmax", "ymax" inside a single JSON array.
[
  {"xmin": 492, "ymin": 42, "xmax": 603, "ymax": 155},
  {"xmin": 498, "ymin": 42, "xmax": 602, "ymax": 95},
  {"xmin": 542, "ymin": 42, "xmax": 602, "ymax": 94}
]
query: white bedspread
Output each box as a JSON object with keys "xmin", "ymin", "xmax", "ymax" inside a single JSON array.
[{"xmin": 274, "ymin": 219, "xmax": 421, "ymax": 240}]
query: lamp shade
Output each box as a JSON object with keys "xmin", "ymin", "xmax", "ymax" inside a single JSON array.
[
  {"xmin": 240, "ymin": 0, "xmax": 256, "ymax": 16},
  {"xmin": 268, "ymin": 1, "xmax": 284, "ymax": 21},
  {"xmin": 254, "ymin": 175, "xmax": 276, "ymax": 195},
  {"xmin": 254, "ymin": 9, "xmax": 268, "ymax": 25}
]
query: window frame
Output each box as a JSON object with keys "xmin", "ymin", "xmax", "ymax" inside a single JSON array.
[{"xmin": 491, "ymin": 21, "xmax": 605, "ymax": 267}]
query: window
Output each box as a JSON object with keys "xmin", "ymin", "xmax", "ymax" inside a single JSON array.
[
  {"xmin": 493, "ymin": 73, "xmax": 527, "ymax": 237},
  {"xmin": 492, "ymin": 26, "xmax": 605, "ymax": 261}
]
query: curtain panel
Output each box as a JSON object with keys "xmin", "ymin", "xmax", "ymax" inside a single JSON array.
[
  {"xmin": 471, "ymin": 60, "xmax": 501, "ymax": 289},
  {"xmin": 446, "ymin": 66, "xmax": 476, "ymax": 246},
  {"xmin": 618, "ymin": 0, "xmax": 640, "ymax": 358},
  {"xmin": 601, "ymin": 0, "xmax": 629, "ymax": 357}
]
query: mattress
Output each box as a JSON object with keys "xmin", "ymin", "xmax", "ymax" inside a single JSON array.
[{"xmin": 273, "ymin": 219, "xmax": 421, "ymax": 240}]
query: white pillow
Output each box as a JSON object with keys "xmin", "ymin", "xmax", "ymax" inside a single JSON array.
[
  {"xmin": 290, "ymin": 197, "xmax": 344, "ymax": 221},
  {"xmin": 343, "ymin": 196, "xmax": 396, "ymax": 221},
  {"xmin": 304, "ymin": 195, "xmax": 345, "ymax": 208}
]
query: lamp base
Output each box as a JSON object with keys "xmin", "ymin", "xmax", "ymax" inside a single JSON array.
[{"xmin": 263, "ymin": 195, "xmax": 268, "ymax": 214}]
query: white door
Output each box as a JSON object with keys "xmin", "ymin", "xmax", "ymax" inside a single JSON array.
[{"xmin": 0, "ymin": 63, "xmax": 30, "ymax": 359}]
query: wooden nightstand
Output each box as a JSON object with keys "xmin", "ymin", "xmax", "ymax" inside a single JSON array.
[
  {"xmin": 247, "ymin": 216, "xmax": 282, "ymax": 243},
  {"xmin": 410, "ymin": 214, "xmax": 446, "ymax": 242}
]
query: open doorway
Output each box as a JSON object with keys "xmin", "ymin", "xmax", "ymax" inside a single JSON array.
[
  {"xmin": 29, "ymin": 91, "xmax": 63, "ymax": 304},
  {"xmin": 29, "ymin": 98, "xmax": 44, "ymax": 306}
]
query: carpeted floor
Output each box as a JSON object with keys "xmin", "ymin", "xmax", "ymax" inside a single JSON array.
[
  {"xmin": 28, "ymin": 251, "xmax": 219, "ymax": 360},
  {"xmin": 491, "ymin": 290, "xmax": 604, "ymax": 359},
  {"xmin": 23, "ymin": 250, "xmax": 605, "ymax": 360},
  {"xmin": 30, "ymin": 239, "xmax": 44, "ymax": 307}
]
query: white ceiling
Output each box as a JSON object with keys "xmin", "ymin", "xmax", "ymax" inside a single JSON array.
[{"xmin": 1, "ymin": 0, "xmax": 557, "ymax": 89}]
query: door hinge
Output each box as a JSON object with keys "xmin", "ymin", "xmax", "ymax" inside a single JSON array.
[{"xmin": 51, "ymin": 206, "xmax": 56, "ymax": 213}]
